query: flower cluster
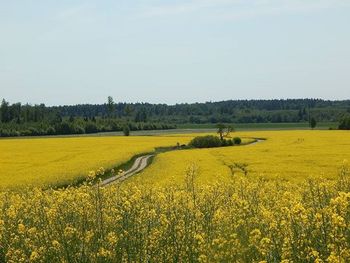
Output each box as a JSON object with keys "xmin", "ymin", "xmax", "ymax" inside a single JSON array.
[
  {"xmin": 0, "ymin": 164, "xmax": 349, "ymax": 262},
  {"xmin": 0, "ymin": 135, "xmax": 191, "ymax": 188}
]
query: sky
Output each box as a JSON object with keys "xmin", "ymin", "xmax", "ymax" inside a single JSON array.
[{"xmin": 0, "ymin": 0, "xmax": 349, "ymax": 106}]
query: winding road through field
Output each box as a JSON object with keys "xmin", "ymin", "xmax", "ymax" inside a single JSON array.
[
  {"xmin": 101, "ymin": 154, "xmax": 154, "ymax": 186},
  {"xmin": 100, "ymin": 138, "xmax": 265, "ymax": 186}
]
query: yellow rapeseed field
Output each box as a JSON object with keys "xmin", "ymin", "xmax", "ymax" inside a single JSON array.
[
  {"xmin": 0, "ymin": 163, "xmax": 349, "ymax": 262},
  {"xmin": 133, "ymin": 130, "xmax": 350, "ymax": 185},
  {"xmin": 1, "ymin": 130, "xmax": 350, "ymax": 261},
  {"xmin": 0, "ymin": 135, "xmax": 191, "ymax": 188},
  {"xmin": 2, "ymin": 131, "xmax": 349, "ymax": 188}
]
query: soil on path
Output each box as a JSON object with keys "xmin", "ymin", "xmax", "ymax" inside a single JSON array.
[
  {"xmin": 101, "ymin": 154, "xmax": 153, "ymax": 186},
  {"xmin": 100, "ymin": 138, "xmax": 265, "ymax": 186}
]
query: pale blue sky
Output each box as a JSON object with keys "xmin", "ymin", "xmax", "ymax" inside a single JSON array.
[{"xmin": 0, "ymin": 0, "xmax": 349, "ymax": 105}]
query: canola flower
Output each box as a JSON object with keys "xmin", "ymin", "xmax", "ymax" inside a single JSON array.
[
  {"xmin": 0, "ymin": 135, "xmax": 192, "ymax": 189},
  {"xmin": 135, "ymin": 130, "xmax": 350, "ymax": 185},
  {"xmin": 0, "ymin": 161, "xmax": 349, "ymax": 262},
  {"xmin": 3, "ymin": 130, "xmax": 349, "ymax": 188},
  {"xmin": 1, "ymin": 130, "xmax": 350, "ymax": 261}
]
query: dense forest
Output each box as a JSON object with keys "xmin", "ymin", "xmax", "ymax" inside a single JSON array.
[
  {"xmin": 1, "ymin": 98, "xmax": 350, "ymax": 137},
  {"xmin": 54, "ymin": 98, "xmax": 350, "ymax": 124}
]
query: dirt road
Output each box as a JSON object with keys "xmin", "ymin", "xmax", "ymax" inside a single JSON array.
[{"xmin": 100, "ymin": 154, "xmax": 153, "ymax": 186}]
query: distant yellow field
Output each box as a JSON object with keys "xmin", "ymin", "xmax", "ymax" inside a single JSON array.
[
  {"xmin": 2, "ymin": 131, "xmax": 350, "ymax": 189},
  {"xmin": 1, "ymin": 131, "xmax": 350, "ymax": 262},
  {"xmin": 0, "ymin": 135, "xmax": 191, "ymax": 188},
  {"xmin": 133, "ymin": 130, "xmax": 350, "ymax": 185}
]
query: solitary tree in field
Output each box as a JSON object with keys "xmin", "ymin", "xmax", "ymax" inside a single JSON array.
[
  {"xmin": 107, "ymin": 96, "xmax": 115, "ymax": 118},
  {"xmin": 123, "ymin": 124, "xmax": 130, "ymax": 136},
  {"xmin": 310, "ymin": 117, "xmax": 317, "ymax": 129},
  {"xmin": 217, "ymin": 123, "xmax": 226, "ymax": 140}
]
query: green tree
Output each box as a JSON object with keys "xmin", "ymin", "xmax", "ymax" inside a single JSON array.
[
  {"xmin": 11, "ymin": 102, "xmax": 22, "ymax": 124},
  {"xmin": 310, "ymin": 117, "xmax": 317, "ymax": 129},
  {"xmin": 233, "ymin": 137, "xmax": 242, "ymax": 145},
  {"xmin": 135, "ymin": 108, "xmax": 147, "ymax": 122},
  {"xmin": 0, "ymin": 99, "xmax": 10, "ymax": 123},
  {"xmin": 339, "ymin": 116, "xmax": 350, "ymax": 130},
  {"xmin": 107, "ymin": 96, "xmax": 115, "ymax": 118},
  {"xmin": 189, "ymin": 135, "xmax": 222, "ymax": 148},
  {"xmin": 124, "ymin": 105, "xmax": 134, "ymax": 121},
  {"xmin": 123, "ymin": 124, "xmax": 130, "ymax": 136},
  {"xmin": 216, "ymin": 123, "xmax": 226, "ymax": 140}
]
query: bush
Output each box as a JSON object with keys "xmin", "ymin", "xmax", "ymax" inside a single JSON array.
[
  {"xmin": 0, "ymin": 129, "xmax": 18, "ymax": 137},
  {"xmin": 85, "ymin": 123, "xmax": 98, "ymax": 134},
  {"xmin": 28, "ymin": 127, "xmax": 40, "ymax": 136},
  {"xmin": 339, "ymin": 116, "xmax": 350, "ymax": 130},
  {"xmin": 189, "ymin": 135, "xmax": 222, "ymax": 148},
  {"xmin": 123, "ymin": 125, "xmax": 130, "ymax": 136},
  {"xmin": 233, "ymin": 137, "xmax": 242, "ymax": 145},
  {"xmin": 55, "ymin": 122, "xmax": 73, "ymax": 135},
  {"xmin": 189, "ymin": 135, "xmax": 243, "ymax": 148},
  {"xmin": 46, "ymin": 126, "xmax": 56, "ymax": 135},
  {"xmin": 110, "ymin": 121, "xmax": 122, "ymax": 131},
  {"xmin": 74, "ymin": 126, "xmax": 85, "ymax": 134},
  {"xmin": 20, "ymin": 129, "xmax": 33, "ymax": 136}
]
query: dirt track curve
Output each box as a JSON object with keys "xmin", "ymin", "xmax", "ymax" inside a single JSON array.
[
  {"xmin": 100, "ymin": 138, "xmax": 265, "ymax": 186},
  {"xmin": 101, "ymin": 154, "xmax": 153, "ymax": 186}
]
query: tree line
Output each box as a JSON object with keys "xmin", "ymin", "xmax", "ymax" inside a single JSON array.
[
  {"xmin": 0, "ymin": 97, "xmax": 176, "ymax": 137},
  {"xmin": 52, "ymin": 98, "xmax": 350, "ymax": 124},
  {"xmin": 1, "ymin": 98, "xmax": 350, "ymax": 137}
]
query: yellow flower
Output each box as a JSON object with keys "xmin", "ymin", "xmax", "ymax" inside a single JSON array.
[
  {"xmin": 331, "ymin": 214, "xmax": 346, "ymax": 228},
  {"xmin": 30, "ymin": 251, "xmax": 39, "ymax": 262},
  {"xmin": 52, "ymin": 240, "xmax": 60, "ymax": 248},
  {"xmin": 97, "ymin": 247, "xmax": 112, "ymax": 258},
  {"xmin": 18, "ymin": 223, "xmax": 26, "ymax": 234},
  {"xmin": 194, "ymin": 234, "xmax": 205, "ymax": 245},
  {"xmin": 84, "ymin": 230, "xmax": 94, "ymax": 243},
  {"xmin": 327, "ymin": 252, "xmax": 340, "ymax": 263},
  {"xmin": 107, "ymin": 232, "xmax": 118, "ymax": 246},
  {"xmin": 87, "ymin": 171, "xmax": 96, "ymax": 181},
  {"xmin": 27, "ymin": 227, "xmax": 37, "ymax": 236},
  {"xmin": 249, "ymin": 229, "xmax": 262, "ymax": 245},
  {"xmin": 198, "ymin": 254, "xmax": 207, "ymax": 262},
  {"xmin": 259, "ymin": 237, "xmax": 272, "ymax": 255},
  {"xmin": 64, "ymin": 226, "xmax": 77, "ymax": 238}
]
